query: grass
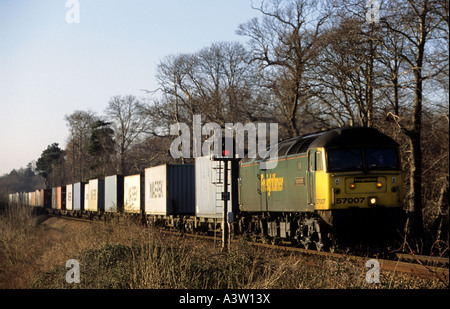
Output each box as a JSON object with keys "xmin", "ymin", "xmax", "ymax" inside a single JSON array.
[
  {"xmin": 0, "ymin": 202, "xmax": 447, "ymax": 289},
  {"xmin": 31, "ymin": 233, "xmax": 447, "ymax": 289},
  {"xmin": 0, "ymin": 202, "xmax": 37, "ymax": 267}
]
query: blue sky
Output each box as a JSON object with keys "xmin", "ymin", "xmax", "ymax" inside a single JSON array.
[{"xmin": 0, "ymin": 0, "xmax": 261, "ymax": 175}]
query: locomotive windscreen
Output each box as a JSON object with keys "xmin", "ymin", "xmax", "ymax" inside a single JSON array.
[
  {"xmin": 327, "ymin": 148, "xmax": 363, "ymax": 171},
  {"xmin": 365, "ymin": 147, "xmax": 399, "ymax": 170},
  {"xmin": 327, "ymin": 147, "xmax": 399, "ymax": 172}
]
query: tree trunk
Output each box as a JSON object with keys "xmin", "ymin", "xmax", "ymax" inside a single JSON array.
[{"xmin": 405, "ymin": 53, "xmax": 425, "ymax": 251}]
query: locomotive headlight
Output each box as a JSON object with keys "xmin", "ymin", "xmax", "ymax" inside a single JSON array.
[
  {"xmin": 369, "ymin": 197, "xmax": 377, "ymax": 205},
  {"xmin": 349, "ymin": 183, "xmax": 356, "ymax": 190},
  {"xmin": 376, "ymin": 182, "xmax": 383, "ymax": 189}
]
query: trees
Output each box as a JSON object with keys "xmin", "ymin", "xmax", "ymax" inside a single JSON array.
[
  {"xmin": 35, "ymin": 143, "xmax": 65, "ymax": 188},
  {"xmin": 88, "ymin": 120, "xmax": 115, "ymax": 178},
  {"xmin": 63, "ymin": 96, "xmax": 156, "ymax": 178},
  {"xmin": 311, "ymin": 15, "xmax": 384, "ymax": 128},
  {"xmin": 105, "ymin": 95, "xmax": 153, "ymax": 175},
  {"xmin": 65, "ymin": 110, "xmax": 97, "ymax": 183},
  {"xmin": 237, "ymin": 0, "xmax": 329, "ymax": 137},
  {"xmin": 152, "ymin": 42, "xmax": 270, "ymax": 127},
  {"xmin": 195, "ymin": 42, "xmax": 260, "ymax": 125},
  {"xmin": 0, "ymin": 163, "xmax": 45, "ymax": 196},
  {"xmin": 148, "ymin": 41, "xmax": 274, "ymax": 164},
  {"xmin": 379, "ymin": 0, "xmax": 449, "ymax": 246}
]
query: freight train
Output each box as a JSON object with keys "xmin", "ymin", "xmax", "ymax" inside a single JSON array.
[{"xmin": 9, "ymin": 126, "xmax": 406, "ymax": 251}]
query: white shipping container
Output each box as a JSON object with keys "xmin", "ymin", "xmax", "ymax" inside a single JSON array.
[
  {"xmin": 145, "ymin": 165, "xmax": 166, "ymax": 215},
  {"xmin": 87, "ymin": 179, "xmax": 104, "ymax": 211},
  {"xmin": 84, "ymin": 183, "xmax": 90, "ymax": 211},
  {"xmin": 66, "ymin": 184, "xmax": 73, "ymax": 210},
  {"xmin": 104, "ymin": 175, "xmax": 124, "ymax": 212},
  {"xmin": 145, "ymin": 164, "xmax": 195, "ymax": 215},
  {"xmin": 52, "ymin": 188, "xmax": 57, "ymax": 209},
  {"xmin": 35, "ymin": 190, "xmax": 41, "ymax": 207},
  {"xmin": 87, "ymin": 179, "xmax": 97, "ymax": 211},
  {"xmin": 73, "ymin": 182, "xmax": 85, "ymax": 210},
  {"xmin": 195, "ymin": 156, "xmax": 233, "ymax": 218},
  {"xmin": 124, "ymin": 174, "xmax": 142, "ymax": 213}
]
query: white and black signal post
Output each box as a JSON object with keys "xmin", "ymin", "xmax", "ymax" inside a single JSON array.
[{"xmin": 213, "ymin": 137, "xmax": 237, "ymax": 252}]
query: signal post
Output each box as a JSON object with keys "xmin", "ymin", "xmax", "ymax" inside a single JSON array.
[{"xmin": 213, "ymin": 137, "xmax": 238, "ymax": 252}]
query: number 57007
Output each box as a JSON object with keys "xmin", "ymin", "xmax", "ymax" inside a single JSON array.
[{"xmin": 336, "ymin": 197, "xmax": 365, "ymax": 204}]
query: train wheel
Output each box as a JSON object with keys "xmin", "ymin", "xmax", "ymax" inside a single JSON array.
[
  {"xmin": 296, "ymin": 217, "xmax": 311, "ymax": 249},
  {"xmin": 297, "ymin": 217, "xmax": 325, "ymax": 251}
]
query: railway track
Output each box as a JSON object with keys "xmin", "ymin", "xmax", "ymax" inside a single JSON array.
[
  {"xmin": 158, "ymin": 230, "xmax": 449, "ymax": 283},
  {"xmin": 248, "ymin": 241, "xmax": 449, "ymax": 282},
  {"xmin": 208, "ymin": 236, "xmax": 449, "ymax": 282},
  {"xmin": 395, "ymin": 253, "xmax": 449, "ymax": 267},
  {"xmin": 47, "ymin": 213, "xmax": 449, "ymax": 283}
]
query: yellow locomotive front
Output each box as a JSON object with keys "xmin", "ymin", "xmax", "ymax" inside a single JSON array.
[
  {"xmin": 314, "ymin": 146, "xmax": 403, "ymax": 211},
  {"xmin": 309, "ymin": 128, "xmax": 406, "ymax": 248}
]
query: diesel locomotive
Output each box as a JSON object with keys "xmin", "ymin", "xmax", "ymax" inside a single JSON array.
[{"xmin": 238, "ymin": 126, "xmax": 406, "ymax": 250}]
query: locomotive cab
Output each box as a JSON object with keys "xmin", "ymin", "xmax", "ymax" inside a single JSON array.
[
  {"xmin": 313, "ymin": 145, "xmax": 403, "ymax": 211},
  {"xmin": 308, "ymin": 128, "xmax": 406, "ymax": 247}
]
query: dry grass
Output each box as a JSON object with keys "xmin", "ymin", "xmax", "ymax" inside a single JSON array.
[
  {"xmin": 0, "ymin": 203, "xmax": 447, "ymax": 289},
  {"xmin": 32, "ymin": 232, "xmax": 447, "ymax": 289},
  {"xmin": 0, "ymin": 203, "xmax": 37, "ymax": 267}
]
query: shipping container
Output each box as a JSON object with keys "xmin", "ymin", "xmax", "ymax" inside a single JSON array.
[
  {"xmin": 41, "ymin": 189, "xmax": 52, "ymax": 208},
  {"xmin": 66, "ymin": 184, "xmax": 73, "ymax": 210},
  {"xmin": 124, "ymin": 174, "xmax": 144, "ymax": 213},
  {"xmin": 52, "ymin": 187, "xmax": 58, "ymax": 209},
  {"xmin": 195, "ymin": 156, "xmax": 239, "ymax": 218},
  {"xmin": 35, "ymin": 190, "xmax": 41, "ymax": 207},
  {"xmin": 73, "ymin": 182, "xmax": 85, "ymax": 211},
  {"xmin": 31, "ymin": 192, "xmax": 36, "ymax": 207},
  {"xmin": 56, "ymin": 186, "xmax": 66, "ymax": 210},
  {"xmin": 87, "ymin": 179, "xmax": 104, "ymax": 211},
  {"xmin": 84, "ymin": 183, "xmax": 90, "ymax": 211},
  {"xmin": 104, "ymin": 175, "xmax": 124, "ymax": 212},
  {"xmin": 145, "ymin": 164, "xmax": 195, "ymax": 216}
]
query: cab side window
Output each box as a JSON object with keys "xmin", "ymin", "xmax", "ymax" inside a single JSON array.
[{"xmin": 316, "ymin": 151, "xmax": 323, "ymax": 171}]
